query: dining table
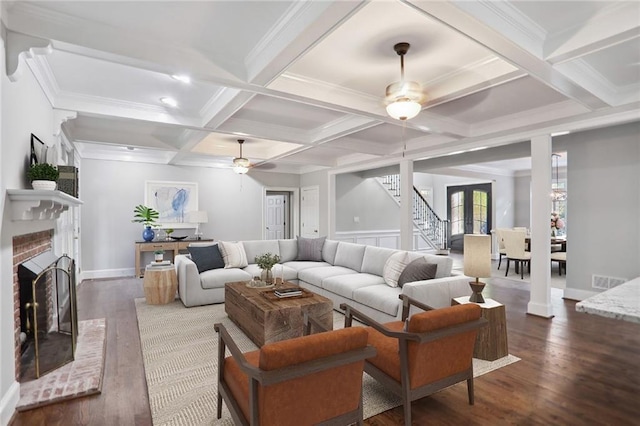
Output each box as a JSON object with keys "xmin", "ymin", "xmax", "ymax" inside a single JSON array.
[{"xmin": 525, "ymin": 236, "xmax": 567, "ymax": 252}]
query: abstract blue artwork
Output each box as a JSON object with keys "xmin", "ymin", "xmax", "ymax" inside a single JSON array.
[{"xmin": 145, "ymin": 181, "xmax": 198, "ymax": 228}]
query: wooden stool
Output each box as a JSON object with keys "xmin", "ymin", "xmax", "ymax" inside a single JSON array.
[
  {"xmin": 143, "ymin": 265, "xmax": 177, "ymax": 305},
  {"xmin": 452, "ymin": 296, "xmax": 508, "ymax": 361}
]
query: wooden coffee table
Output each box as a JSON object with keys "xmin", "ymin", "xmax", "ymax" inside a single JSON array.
[{"xmin": 225, "ymin": 281, "xmax": 333, "ymax": 347}]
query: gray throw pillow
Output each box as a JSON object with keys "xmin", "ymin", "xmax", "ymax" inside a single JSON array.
[
  {"xmin": 296, "ymin": 236, "xmax": 326, "ymax": 261},
  {"xmin": 398, "ymin": 257, "xmax": 438, "ymax": 288},
  {"xmin": 188, "ymin": 244, "xmax": 225, "ymax": 273}
]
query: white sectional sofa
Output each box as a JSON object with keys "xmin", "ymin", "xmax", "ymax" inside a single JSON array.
[{"xmin": 175, "ymin": 238, "xmax": 471, "ymax": 323}]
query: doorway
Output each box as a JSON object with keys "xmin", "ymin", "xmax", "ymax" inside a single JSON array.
[
  {"xmin": 301, "ymin": 186, "xmax": 320, "ymax": 238},
  {"xmin": 265, "ymin": 191, "xmax": 291, "ymax": 239},
  {"xmin": 447, "ymin": 183, "xmax": 492, "ymax": 252}
]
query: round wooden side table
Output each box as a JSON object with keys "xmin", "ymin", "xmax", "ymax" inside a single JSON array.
[{"xmin": 143, "ymin": 264, "xmax": 177, "ymax": 305}]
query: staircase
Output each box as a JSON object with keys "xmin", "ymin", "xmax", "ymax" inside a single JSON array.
[{"xmin": 378, "ymin": 175, "xmax": 450, "ymax": 251}]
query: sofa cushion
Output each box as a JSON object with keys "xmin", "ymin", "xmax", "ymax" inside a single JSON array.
[
  {"xmin": 296, "ymin": 236, "xmax": 326, "ymax": 261},
  {"xmin": 298, "ymin": 266, "xmax": 357, "ymax": 288},
  {"xmin": 398, "ymin": 257, "xmax": 438, "ymax": 288},
  {"xmin": 278, "ymin": 239, "xmax": 298, "ymax": 262},
  {"xmin": 406, "ymin": 252, "xmax": 452, "ymax": 278},
  {"xmin": 361, "ymin": 246, "xmax": 397, "ymax": 276},
  {"xmin": 219, "ymin": 241, "xmax": 249, "ymax": 268},
  {"xmin": 352, "ymin": 285, "xmax": 402, "ymax": 317},
  {"xmin": 322, "ymin": 273, "xmax": 386, "ymax": 299},
  {"xmin": 282, "ymin": 261, "xmax": 331, "ymax": 273},
  {"xmin": 333, "ymin": 242, "xmax": 366, "ymax": 272},
  {"xmin": 187, "ymin": 244, "xmax": 225, "ymax": 273},
  {"xmin": 243, "ymin": 240, "xmax": 281, "ymax": 264},
  {"xmin": 322, "ymin": 240, "xmax": 339, "ymax": 264},
  {"xmin": 200, "ymin": 268, "xmax": 252, "ymax": 290},
  {"xmin": 382, "ymin": 251, "xmax": 409, "ymax": 287}
]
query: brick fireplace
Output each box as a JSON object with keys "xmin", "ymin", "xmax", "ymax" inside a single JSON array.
[{"xmin": 12, "ymin": 230, "xmax": 53, "ymax": 381}]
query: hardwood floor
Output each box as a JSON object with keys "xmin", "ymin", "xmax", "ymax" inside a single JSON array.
[{"xmin": 11, "ymin": 276, "xmax": 640, "ymax": 426}]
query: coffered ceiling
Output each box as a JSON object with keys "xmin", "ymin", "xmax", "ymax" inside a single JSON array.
[{"xmin": 4, "ymin": 1, "xmax": 639, "ymax": 174}]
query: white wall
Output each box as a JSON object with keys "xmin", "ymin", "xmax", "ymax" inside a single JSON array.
[
  {"xmin": 0, "ymin": 48, "xmax": 56, "ymax": 423},
  {"xmin": 564, "ymin": 122, "xmax": 640, "ymax": 299},
  {"xmin": 79, "ymin": 159, "xmax": 299, "ymax": 276},
  {"xmin": 335, "ymin": 173, "xmax": 399, "ymax": 231}
]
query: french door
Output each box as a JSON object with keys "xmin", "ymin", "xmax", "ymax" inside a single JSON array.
[{"xmin": 447, "ymin": 183, "xmax": 492, "ymax": 252}]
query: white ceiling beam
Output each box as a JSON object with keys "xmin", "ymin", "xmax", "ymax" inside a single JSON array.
[
  {"xmin": 407, "ymin": 0, "xmax": 610, "ymax": 110},
  {"xmin": 246, "ymin": 0, "xmax": 367, "ymax": 85},
  {"xmin": 544, "ymin": 3, "xmax": 640, "ymax": 63}
]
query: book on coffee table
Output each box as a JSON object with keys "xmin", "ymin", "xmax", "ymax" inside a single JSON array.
[{"xmin": 275, "ymin": 288, "xmax": 302, "ymax": 298}]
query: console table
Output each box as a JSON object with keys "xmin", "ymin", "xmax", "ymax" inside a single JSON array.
[
  {"xmin": 135, "ymin": 238, "xmax": 213, "ymax": 277},
  {"xmin": 452, "ymin": 296, "xmax": 508, "ymax": 361}
]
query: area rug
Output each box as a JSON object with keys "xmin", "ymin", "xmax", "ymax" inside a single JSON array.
[
  {"xmin": 17, "ymin": 318, "xmax": 107, "ymax": 411},
  {"xmin": 135, "ymin": 299, "xmax": 519, "ymax": 426}
]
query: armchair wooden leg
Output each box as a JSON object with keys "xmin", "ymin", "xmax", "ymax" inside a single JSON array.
[
  {"xmin": 505, "ymin": 259, "xmax": 510, "ymax": 277},
  {"xmin": 403, "ymin": 401, "xmax": 412, "ymax": 426},
  {"xmin": 521, "ymin": 260, "xmax": 524, "ymax": 279},
  {"xmin": 467, "ymin": 377, "xmax": 475, "ymax": 405},
  {"xmin": 498, "ymin": 254, "xmax": 502, "ymax": 270},
  {"xmin": 216, "ymin": 391, "xmax": 222, "ymax": 419}
]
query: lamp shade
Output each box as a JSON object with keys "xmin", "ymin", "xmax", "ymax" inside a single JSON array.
[
  {"xmin": 188, "ymin": 210, "xmax": 208, "ymax": 224},
  {"xmin": 463, "ymin": 234, "xmax": 491, "ymax": 279}
]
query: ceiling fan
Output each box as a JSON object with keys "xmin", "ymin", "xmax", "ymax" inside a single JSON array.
[
  {"xmin": 232, "ymin": 139, "xmax": 251, "ymax": 174},
  {"xmin": 385, "ymin": 42, "xmax": 425, "ymax": 121}
]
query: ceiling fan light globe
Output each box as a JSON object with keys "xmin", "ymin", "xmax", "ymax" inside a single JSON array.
[
  {"xmin": 233, "ymin": 157, "xmax": 250, "ymax": 168},
  {"xmin": 386, "ymin": 99, "xmax": 422, "ymax": 121},
  {"xmin": 385, "ymin": 81, "xmax": 422, "ymax": 100},
  {"xmin": 233, "ymin": 165, "xmax": 249, "ymax": 174}
]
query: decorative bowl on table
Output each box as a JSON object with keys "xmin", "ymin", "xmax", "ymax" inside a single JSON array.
[{"xmin": 169, "ymin": 235, "xmax": 188, "ymax": 240}]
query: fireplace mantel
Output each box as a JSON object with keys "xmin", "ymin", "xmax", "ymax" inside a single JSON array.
[{"xmin": 7, "ymin": 189, "xmax": 83, "ymax": 221}]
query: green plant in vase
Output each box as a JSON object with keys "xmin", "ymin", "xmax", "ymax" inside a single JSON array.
[
  {"xmin": 27, "ymin": 163, "xmax": 60, "ymax": 190},
  {"xmin": 132, "ymin": 204, "xmax": 160, "ymax": 242},
  {"xmin": 255, "ymin": 253, "xmax": 281, "ymax": 284}
]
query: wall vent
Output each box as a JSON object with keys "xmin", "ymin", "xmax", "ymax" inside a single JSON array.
[{"xmin": 592, "ymin": 274, "xmax": 627, "ymax": 290}]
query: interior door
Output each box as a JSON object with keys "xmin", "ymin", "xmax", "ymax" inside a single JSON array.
[
  {"xmin": 301, "ymin": 186, "xmax": 319, "ymax": 238},
  {"xmin": 447, "ymin": 183, "xmax": 492, "ymax": 252},
  {"xmin": 265, "ymin": 193, "xmax": 288, "ymax": 239}
]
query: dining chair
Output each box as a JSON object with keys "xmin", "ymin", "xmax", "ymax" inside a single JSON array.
[
  {"xmin": 340, "ymin": 295, "xmax": 486, "ymax": 426},
  {"xmin": 214, "ymin": 318, "xmax": 375, "ymax": 426},
  {"xmin": 551, "ymin": 251, "xmax": 566, "ymax": 276},
  {"xmin": 502, "ymin": 229, "xmax": 531, "ymax": 279},
  {"xmin": 495, "ymin": 229, "xmax": 508, "ymax": 270}
]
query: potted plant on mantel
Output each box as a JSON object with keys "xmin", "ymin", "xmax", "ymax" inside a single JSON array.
[
  {"xmin": 27, "ymin": 163, "xmax": 59, "ymax": 191},
  {"xmin": 255, "ymin": 253, "xmax": 281, "ymax": 285},
  {"xmin": 132, "ymin": 204, "xmax": 160, "ymax": 242}
]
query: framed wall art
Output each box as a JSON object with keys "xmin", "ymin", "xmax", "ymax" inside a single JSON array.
[{"xmin": 145, "ymin": 181, "xmax": 198, "ymax": 228}]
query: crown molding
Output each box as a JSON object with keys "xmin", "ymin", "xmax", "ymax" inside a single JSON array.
[
  {"xmin": 556, "ymin": 59, "xmax": 618, "ymax": 106},
  {"xmin": 24, "ymin": 51, "xmax": 58, "ymax": 105},
  {"xmin": 449, "ymin": 0, "xmax": 546, "ymax": 57}
]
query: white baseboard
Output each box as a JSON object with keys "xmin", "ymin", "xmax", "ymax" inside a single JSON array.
[
  {"xmin": 80, "ymin": 268, "xmax": 136, "ymax": 281},
  {"xmin": 562, "ymin": 288, "xmax": 599, "ymax": 301},
  {"xmin": 0, "ymin": 381, "xmax": 20, "ymax": 426}
]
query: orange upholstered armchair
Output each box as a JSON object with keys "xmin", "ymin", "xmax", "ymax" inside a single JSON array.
[
  {"xmin": 341, "ymin": 295, "xmax": 486, "ymax": 426},
  {"xmin": 214, "ymin": 318, "xmax": 375, "ymax": 426}
]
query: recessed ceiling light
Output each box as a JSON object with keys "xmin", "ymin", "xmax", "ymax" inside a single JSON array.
[
  {"xmin": 551, "ymin": 131, "xmax": 570, "ymax": 137},
  {"xmin": 160, "ymin": 97, "xmax": 177, "ymax": 107},
  {"xmin": 171, "ymin": 74, "xmax": 191, "ymax": 84}
]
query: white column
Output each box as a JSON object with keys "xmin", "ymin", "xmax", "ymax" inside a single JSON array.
[
  {"xmin": 527, "ymin": 135, "xmax": 554, "ymax": 318},
  {"xmin": 400, "ymin": 160, "xmax": 413, "ymax": 251}
]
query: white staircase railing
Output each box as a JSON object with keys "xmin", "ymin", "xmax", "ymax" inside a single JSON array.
[{"xmin": 377, "ymin": 175, "xmax": 450, "ymax": 251}]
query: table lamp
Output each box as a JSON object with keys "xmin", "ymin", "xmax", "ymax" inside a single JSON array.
[
  {"xmin": 189, "ymin": 211, "xmax": 208, "ymax": 240},
  {"xmin": 464, "ymin": 234, "xmax": 491, "ymax": 303}
]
